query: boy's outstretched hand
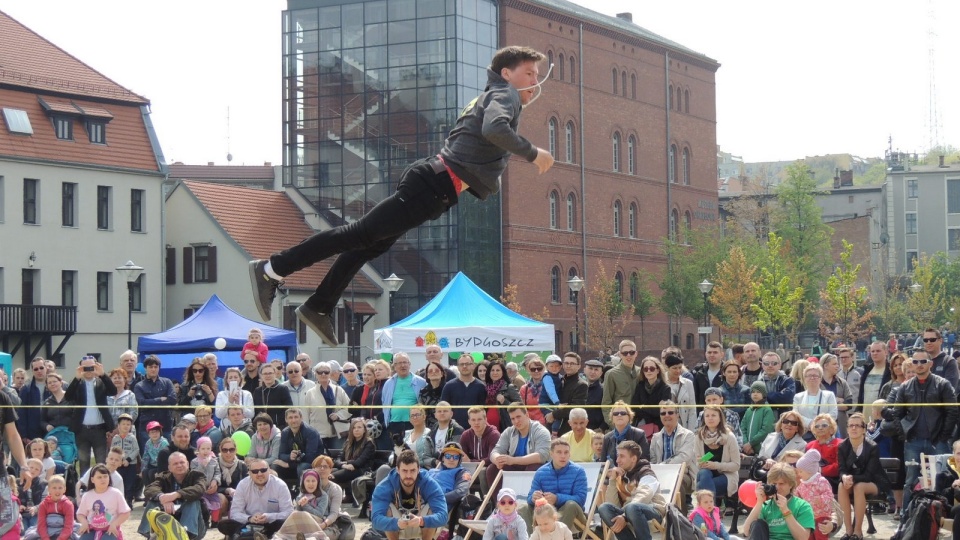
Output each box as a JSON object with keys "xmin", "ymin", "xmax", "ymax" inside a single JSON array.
[{"xmin": 534, "ymin": 148, "xmax": 555, "ymax": 174}]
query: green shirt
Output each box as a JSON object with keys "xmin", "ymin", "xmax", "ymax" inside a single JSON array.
[
  {"xmin": 759, "ymin": 496, "xmax": 814, "ymax": 540},
  {"xmin": 391, "ymin": 375, "xmax": 417, "ymax": 422}
]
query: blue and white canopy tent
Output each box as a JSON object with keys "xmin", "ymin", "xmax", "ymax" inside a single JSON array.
[
  {"xmin": 137, "ymin": 294, "xmax": 296, "ymax": 380},
  {"xmin": 373, "ymin": 272, "xmax": 554, "ymax": 369}
]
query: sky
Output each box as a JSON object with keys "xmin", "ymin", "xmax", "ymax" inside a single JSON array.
[{"xmin": 2, "ymin": 0, "xmax": 956, "ymax": 165}]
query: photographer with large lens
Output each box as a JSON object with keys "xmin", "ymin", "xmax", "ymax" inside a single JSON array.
[{"xmin": 742, "ymin": 462, "xmax": 815, "ymax": 540}]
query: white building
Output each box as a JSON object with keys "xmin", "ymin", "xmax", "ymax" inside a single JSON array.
[{"xmin": 0, "ymin": 10, "xmax": 166, "ymax": 368}]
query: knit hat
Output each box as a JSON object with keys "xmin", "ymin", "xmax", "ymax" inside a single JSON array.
[
  {"xmin": 750, "ymin": 381, "xmax": 768, "ymax": 397},
  {"xmin": 704, "ymin": 387, "xmax": 723, "ymax": 399},
  {"xmin": 806, "ymin": 356, "xmax": 820, "ymax": 364},
  {"xmin": 301, "ymin": 469, "xmax": 320, "ymax": 490},
  {"xmin": 796, "ymin": 448, "xmax": 821, "ymax": 475}
]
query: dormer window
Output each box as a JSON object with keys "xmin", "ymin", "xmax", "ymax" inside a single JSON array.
[
  {"xmin": 53, "ymin": 116, "xmax": 73, "ymax": 140},
  {"xmin": 87, "ymin": 120, "xmax": 105, "ymax": 144}
]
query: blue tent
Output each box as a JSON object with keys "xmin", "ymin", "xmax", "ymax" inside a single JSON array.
[
  {"xmin": 137, "ymin": 294, "xmax": 297, "ymax": 380},
  {"xmin": 373, "ymin": 272, "xmax": 554, "ymax": 354}
]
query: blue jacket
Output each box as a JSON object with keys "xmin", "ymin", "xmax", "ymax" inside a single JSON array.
[
  {"xmin": 760, "ymin": 372, "xmax": 795, "ymax": 406},
  {"xmin": 278, "ymin": 423, "xmax": 324, "ymax": 465},
  {"xmin": 371, "ymin": 468, "xmax": 448, "ymax": 531},
  {"xmin": 382, "ymin": 374, "xmax": 427, "ymax": 427},
  {"xmin": 134, "ymin": 376, "xmax": 176, "ymax": 427},
  {"xmin": 528, "ymin": 460, "xmax": 588, "ymax": 509},
  {"xmin": 17, "ymin": 381, "xmax": 50, "ymax": 440}
]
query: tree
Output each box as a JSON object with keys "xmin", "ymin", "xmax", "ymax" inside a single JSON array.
[
  {"xmin": 500, "ymin": 283, "xmax": 549, "ymax": 322},
  {"xmin": 751, "ymin": 233, "xmax": 805, "ymax": 343},
  {"xmin": 584, "ymin": 261, "xmax": 633, "ymax": 353},
  {"xmin": 771, "ymin": 162, "xmax": 833, "ymax": 300},
  {"xmin": 906, "ymin": 253, "xmax": 947, "ymax": 329},
  {"xmin": 871, "ymin": 280, "xmax": 912, "ymax": 336},
  {"xmin": 629, "ymin": 273, "xmax": 657, "ymax": 346},
  {"xmin": 712, "ymin": 245, "xmax": 757, "ymax": 338},
  {"xmin": 817, "ymin": 240, "xmax": 874, "ymax": 345}
]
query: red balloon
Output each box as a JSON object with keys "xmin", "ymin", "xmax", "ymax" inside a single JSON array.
[{"xmin": 739, "ymin": 480, "xmax": 759, "ymax": 508}]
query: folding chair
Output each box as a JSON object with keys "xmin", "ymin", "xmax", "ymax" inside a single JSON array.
[
  {"xmin": 461, "ymin": 460, "xmax": 485, "ymax": 494},
  {"xmin": 461, "ymin": 470, "xmax": 536, "ymax": 540},
  {"xmin": 600, "ymin": 463, "xmax": 684, "ymax": 540},
  {"xmin": 572, "ymin": 462, "xmax": 609, "ymax": 540}
]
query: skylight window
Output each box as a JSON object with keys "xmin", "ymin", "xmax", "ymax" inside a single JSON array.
[{"xmin": 2, "ymin": 108, "xmax": 33, "ymax": 135}]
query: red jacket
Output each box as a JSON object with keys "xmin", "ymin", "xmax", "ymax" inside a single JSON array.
[
  {"xmin": 38, "ymin": 495, "xmax": 75, "ymax": 540},
  {"xmin": 459, "ymin": 424, "xmax": 500, "ymax": 466},
  {"xmin": 806, "ymin": 437, "xmax": 841, "ymax": 480}
]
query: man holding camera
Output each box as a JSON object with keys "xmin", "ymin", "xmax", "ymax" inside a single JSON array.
[
  {"xmin": 66, "ymin": 355, "xmax": 117, "ymax": 471},
  {"xmin": 371, "ymin": 449, "xmax": 448, "ymax": 540}
]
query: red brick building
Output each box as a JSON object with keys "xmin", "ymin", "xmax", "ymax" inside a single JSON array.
[{"xmin": 499, "ymin": 0, "xmax": 720, "ymax": 353}]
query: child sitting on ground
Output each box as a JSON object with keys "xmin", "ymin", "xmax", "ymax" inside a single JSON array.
[
  {"xmin": 190, "ymin": 437, "xmax": 222, "ymax": 518},
  {"xmin": 689, "ymin": 489, "xmax": 735, "ymax": 540},
  {"xmin": 483, "ymin": 488, "xmax": 528, "ymax": 540},
  {"xmin": 18, "ymin": 459, "xmax": 47, "ymax": 531},
  {"xmin": 141, "ymin": 421, "xmax": 169, "ymax": 487},
  {"xmin": 241, "ymin": 328, "xmax": 269, "ymax": 364},
  {"xmin": 23, "ymin": 474, "xmax": 76, "ymax": 540},
  {"xmin": 793, "ymin": 449, "xmax": 837, "ymax": 540},
  {"xmin": 529, "ymin": 501, "xmax": 571, "ymax": 540}
]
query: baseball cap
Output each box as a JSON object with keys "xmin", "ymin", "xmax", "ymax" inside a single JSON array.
[
  {"xmin": 146, "ymin": 421, "xmax": 163, "ymax": 432},
  {"xmin": 545, "ymin": 354, "xmax": 562, "ymax": 364},
  {"xmin": 181, "ymin": 414, "xmax": 197, "ymax": 424},
  {"xmin": 497, "ymin": 488, "xmax": 517, "ymax": 501}
]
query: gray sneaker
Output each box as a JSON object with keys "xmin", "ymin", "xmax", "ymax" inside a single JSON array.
[
  {"xmin": 296, "ymin": 305, "xmax": 339, "ymax": 346},
  {"xmin": 248, "ymin": 260, "xmax": 282, "ymax": 321}
]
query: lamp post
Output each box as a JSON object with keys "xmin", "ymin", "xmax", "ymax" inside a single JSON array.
[
  {"xmin": 567, "ymin": 275, "xmax": 584, "ymax": 353},
  {"xmin": 698, "ymin": 279, "xmax": 714, "ymax": 350},
  {"xmin": 383, "ymin": 273, "xmax": 405, "ymax": 324},
  {"xmin": 115, "ymin": 261, "xmax": 144, "ymax": 350}
]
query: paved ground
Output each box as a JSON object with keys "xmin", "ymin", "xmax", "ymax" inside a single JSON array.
[{"xmin": 120, "ymin": 499, "xmax": 904, "ymax": 539}]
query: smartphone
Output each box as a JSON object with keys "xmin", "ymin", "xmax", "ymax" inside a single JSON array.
[
  {"xmin": 229, "ymin": 381, "xmax": 238, "ymax": 392},
  {"xmin": 83, "ymin": 366, "xmax": 95, "ymax": 372}
]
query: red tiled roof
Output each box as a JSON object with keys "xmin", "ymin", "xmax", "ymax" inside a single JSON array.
[
  {"xmin": 0, "ymin": 10, "xmax": 148, "ymax": 104},
  {"xmin": 183, "ymin": 181, "xmax": 382, "ymax": 295},
  {"xmin": 38, "ymin": 97, "xmax": 80, "ymax": 115},
  {"xmin": 346, "ymin": 301, "xmax": 377, "ymax": 315},
  {"xmin": 0, "ymin": 88, "xmax": 160, "ymax": 172},
  {"xmin": 75, "ymin": 104, "xmax": 113, "ymax": 119},
  {"xmin": 169, "ymin": 163, "xmax": 275, "ymax": 181}
]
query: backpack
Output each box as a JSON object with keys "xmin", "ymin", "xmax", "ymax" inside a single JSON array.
[
  {"xmin": 663, "ymin": 503, "xmax": 705, "ymax": 540},
  {"xmin": 891, "ymin": 490, "xmax": 948, "ymax": 540}
]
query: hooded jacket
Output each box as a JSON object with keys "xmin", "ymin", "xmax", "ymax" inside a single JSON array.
[
  {"xmin": 440, "ymin": 68, "xmax": 539, "ymax": 200},
  {"xmin": 459, "ymin": 424, "xmax": 500, "ymax": 465},
  {"xmin": 37, "ymin": 495, "xmax": 75, "ymax": 540},
  {"xmin": 371, "ymin": 468, "xmax": 448, "ymax": 531}
]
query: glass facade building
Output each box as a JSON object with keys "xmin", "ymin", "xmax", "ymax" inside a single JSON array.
[{"xmin": 282, "ymin": 0, "xmax": 500, "ymax": 320}]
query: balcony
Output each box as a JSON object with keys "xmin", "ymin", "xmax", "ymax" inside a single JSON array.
[{"xmin": 0, "ymin": 304, "xmax": 77, "ymax": 334}]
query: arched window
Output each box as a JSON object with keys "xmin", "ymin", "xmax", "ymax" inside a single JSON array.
[
  {"xmin": 676, "ymin": 86, "xmax": 682, "ymax": 111},
  {"xmin": 670, "ymin": 208, "xmax": 679, "ymax": 241},
  {"xmin": 686, "ymin": 333, "xmax": 695, "ymax": 350},
  {"xmin": 627, "ymin": 135, "xmax": 636, "ymax": 175},
  {"xmin": 558, "ymin": 53, "xmax": 565, "ymax": 81},
  {"xmin": 630, "ymin": 272, "xmax": 639, "ymax": 304},
  {"xmin": 613, "ymin": 200, "xmax": 622, "ymax": 237},
  {"xmin": 669, "ymin": 144, "xmax": 677, "ymax": 183},
  {"xmin": 629, "ymin": 203, "xmax": 637, "ymax": 238},
  {"xmin": 682, "ymin": 147, "xmax": 690, "ymax": 185},
  {"xmin": 549, "ymin": 191, "xmax": 558, "ymax": 229},
  {"xmin": 615, "ymin": 271, "xmax": 624, "ymax": 301},
  {"xmin": 684, "ymin": 89, "xmax": 690, "ymax": 113},
  {"xmin": 668, "ymin": 84, "xmax": 673, "ymax": 109},
  {"xmin": 548, "ymin": 118, "xmax": 557, "ymax": 157},
  {"xmin": 684, "ymin": 211, "xmax": 692, "ymax": 234},
  {"xmin": 622, "ymin": 71, "xmax": 627, "ymax": 98},
  {"xmin": 569, "ymin": 56, "xmax": 576, "ymax": 84},
  {"xmin": 568, "ymin": 267, "xmax": 578, "ymax": 303},
  {"xmin": 565, "ymin": 122, "xmax": 575, "ymax": 163},
  {"xmin": 547, "ymin": 51, "xmax": 554, "ymax": 76},
  {"xmin": 551, "ymin": 266, "xmax": 561, "ymax": 303},
  {"xmin": 631, "ymin": 73, "xmax": 637, "ymax": 99},
  {"xmin": 613, "ymin": 132, "xmax": 621, "ymax": 172},
  {"xmin": 566, "ymin": 193, "xmax": 575, "ymax": 231},
  {"xmin": 613, "ymin": 69, "xmax": 619, "ymax": 95}
]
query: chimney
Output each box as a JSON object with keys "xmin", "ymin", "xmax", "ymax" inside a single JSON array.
[
  {"xmin": 940, "ymin": 155, "xmax": 946, "ymax": 168},
  {"xmin": 840, "ymin": 170, "xmax": 853, "ymax": 186},
  {"xmin": 264, "ymin": 162, "xmax": 272, "ymax": 167},
  {"xmin": 207, "ymin": 162, "xmax": 214, "ymax": 166},
  {"xmin": 616, "ymin": 12, "xmax": 633, "ymax": 22},
  {"xmin": 833, "ymin": 168, "xmax": 840, "ymax": 189}
]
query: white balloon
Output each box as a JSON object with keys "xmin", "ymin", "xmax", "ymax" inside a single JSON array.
[{"xmin": 214, "ymin": 337, "xmax": 227, "ymax": 350}]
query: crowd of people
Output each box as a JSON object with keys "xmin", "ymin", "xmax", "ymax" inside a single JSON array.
[{"xmin": 0, "ymin": 327, "xmax": 959, "ymax": 540}]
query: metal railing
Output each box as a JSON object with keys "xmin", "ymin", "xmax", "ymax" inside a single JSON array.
[{"xmin": 0, "ymin": 304, "xmax": 77, "ymax": 334}]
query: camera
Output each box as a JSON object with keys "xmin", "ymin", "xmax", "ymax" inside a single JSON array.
[
  {"xmin": 83, "ymin": 366, "xmax": 95, "ymax": 372},
  {"xmin": 402, "ymin": 512, "xmax": 416, "ymax": 522},
  {"xmin": 194, "ymin": 384, "xmax": 204, "ymax": 393},
  {"xmin": 763, "ymin": 484, "xmax": 777, "ymax": 497}
]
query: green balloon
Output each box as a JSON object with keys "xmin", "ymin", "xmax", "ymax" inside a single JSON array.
[
  {"xmin": 232, "ymin": 431, "xmax": 252, "ymax": 456},
  {"xmin": 471, "ymin": 352, "xmax": 483, "ymax": 362}
]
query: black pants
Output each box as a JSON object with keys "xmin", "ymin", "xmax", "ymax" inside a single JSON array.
[
  {"xmin": 748, "ymin": 519, "xmax": 769, "ymax": 540},
  {"xmin": 76, "ymin": 424, "xmax": 108, "ymax": 472},
  {"xmin": 271, "ymin": 157, "xmax": 457, "ymax": 314},
  {"xmin": 218, "ymin": 518, "xmax": 283, "ymax": 538}
]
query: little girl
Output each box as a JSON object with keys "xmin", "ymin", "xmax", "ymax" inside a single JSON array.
[
  {"xmin": 275, "ymin": 470, "xmax": 329, "ymax": 540},
  {"xmin": 190, "ymin": 437, "xmax": 221, "ymax": 516},
  {"xmin": 483, "ymin": 488, "xmax": 527, "ymax": 540},
  {"xmin": 46, "ymin": 436, "xmax": 63, "ymax": 462},
  {"xmin": 141, "ymin": 422, "xmax": 169, "ymax": 487},
  {"xmin": 529, "ymin": 501, "xmax": 571, "ymax": 540},
  {"xmin": 241, "ymin": 328, "xmax": 269, "ymax": 364},
  {"xmin": 689, "ymin": 490, "xmax": 734, "ymax": 540},
  {"xmin": 793, "ymin": 449, "xmax": 836, "ymax": 540}
]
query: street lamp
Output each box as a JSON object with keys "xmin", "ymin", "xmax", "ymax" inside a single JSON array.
[
  {"xmin": 698, "ymin": 279, "xmax": 714, "ymax": 349},
  {"xmin": 115, "ymin": 260, "xmax": 144, "ymax": 350},
  {"xmin": 909, "ymin": 282, "xmax": 922, "ymax": 294},
  {"xmin": 567, "ymin": 276, "xmax": 584, "ymax": 353},
  {"xmin": 383, "ymin": 273, "xmax": 405, "ymax": 324}
]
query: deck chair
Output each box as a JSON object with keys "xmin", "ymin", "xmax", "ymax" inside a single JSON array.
[
  {"xmin": 919, "ymin": 453, "xmax": 955, "ymax": 532},
  {"xmin": 461, "ymin": 470, "xmax": 536, "ymax": 540},
  {"xmin": 461, "ymin": 460, "xmax": 485, "ymax": 493},
  {"xmin": 572, "ymin": 462, "xmax": 609, "ymax": 540}
]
